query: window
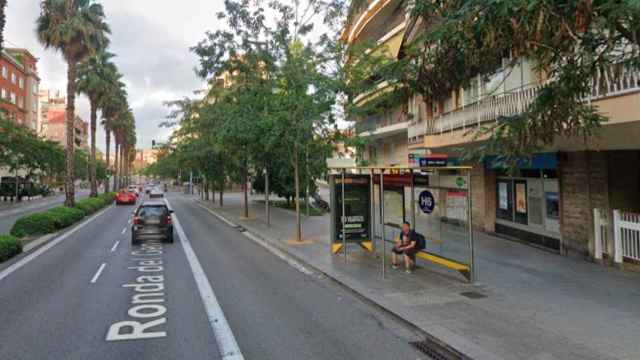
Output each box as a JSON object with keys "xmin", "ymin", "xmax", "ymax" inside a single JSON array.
[
  {"xmin": 10, "ymin": 92, "xmax": 16, "ymax": 104},
  {"xmin": 1, "ymin": 66, "xmax": 6, "ymax": 78},
  {"xmin": 18, "ymin": 97, "xmax": 23, "ymax": 108},
  {"xmin": 1, "ymin": 88, "xmax": 6, "ymax": 99},
  {"xmin": 11, "ymin": 73, "xmax": 16, "ymax": 84},
  {"xmin": 19, "ymin": 78, "xmax": 24, "ymax": 89}
]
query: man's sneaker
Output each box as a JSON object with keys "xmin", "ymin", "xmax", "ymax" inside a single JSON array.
[{"xmin": 392, "ymin": 264, "xmax": 398, "ymax": 270}]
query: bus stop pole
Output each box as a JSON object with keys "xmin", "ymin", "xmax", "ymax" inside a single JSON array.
[
  {"xmin": 467, "ymin": 169, "xmax": 475, "ymax": 283},
  {"xmin": 380, "ymin": 170, "xmax": 386, "ymax": 279},
  {"xmin": 410, "ymin": 169, "xmax": 416, "ymax": 226},
  {"xmin": 342, "ymin": 169, "xmax": 347, "ymax": 263},
  {"xmin": 370, "ymin": 169, "xmax": 375, "ymax": 253}
]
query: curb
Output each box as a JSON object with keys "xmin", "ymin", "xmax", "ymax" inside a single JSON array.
[{"xmin": 195, "ymin": 200, "xmax": 476, "ymax": 360}]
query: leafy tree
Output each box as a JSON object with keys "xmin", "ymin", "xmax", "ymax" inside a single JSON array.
[
  {"xmin": 397, "ymin": 0, "xmax": 640, "ymax": 165},
  {"xmin": 37, "ymin": 0, "xmax": 110, "ymax": 206},
  {"xmin": 0, "ymin": 0, "xmax": 6, "ymax": 52}
]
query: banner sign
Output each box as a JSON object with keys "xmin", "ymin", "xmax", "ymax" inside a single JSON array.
[
  {"xmin": 419, "ymin": 157, "xmax": 448, "ymax": 167},
  {"xmin": 335, "ymin": 175, "xmax": 371, "ymax": 243}
]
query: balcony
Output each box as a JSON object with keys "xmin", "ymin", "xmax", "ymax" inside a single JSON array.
[
  {"xmin": 356, "ymin": 111, "xmax": 409, "ymax": 139},
  {"xmin": 409, "ymin": 61, "xmax": 640, "ymax": 139}
]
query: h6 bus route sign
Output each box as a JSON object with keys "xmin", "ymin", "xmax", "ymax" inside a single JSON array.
[{"xmin": 419, "ymin": 190, "xmax": 435, "ymax": 214}]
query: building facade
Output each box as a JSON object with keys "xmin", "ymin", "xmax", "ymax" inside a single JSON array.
[
  {"xmin": 344, "ymin": 0, "xmax": 409, "ymax": 167},
  {"xmin": 345, "ymin": 0, "xmax": 640, "ymax": 266},
  {"xmin": 0, "ymin": 49, "xmax": 40, "ymax": 130},
  {"xmin": 41, "ymin": 107, "xmax": 89, "ymax": 152}
]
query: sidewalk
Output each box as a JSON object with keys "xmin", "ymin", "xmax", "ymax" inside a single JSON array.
[{"xmin": 198, "ymin": 193, "xmax": 640, "ymax": 360}]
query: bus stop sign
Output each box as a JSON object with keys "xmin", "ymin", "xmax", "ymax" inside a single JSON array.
[{"xmin": 419, "ymin": 190, "xmax": 435, "ymax": 214}]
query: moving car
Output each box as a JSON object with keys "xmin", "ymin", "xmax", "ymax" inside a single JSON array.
[
  {"xmin": 115, "ymin": 190, "xmax": 137, "ymax": 205},
  {"xmin": 149, "ymin": 187, "xmax": 164, "ymax": 198},
  {"xmin": 131, "ymin": 201, "xmax": 174, "ymax": 244}
]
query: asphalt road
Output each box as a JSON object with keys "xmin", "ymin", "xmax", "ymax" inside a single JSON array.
[
  {"xmin": 0, "ymin": 190, "xmax": 90, "ymax": 234},
  {"xmin": 0, "ymin": 192, "xmax": 425, "ymax": 360}
]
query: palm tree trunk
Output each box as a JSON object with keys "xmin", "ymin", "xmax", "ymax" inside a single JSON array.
[
  {"xmin": 64, "ymin": 62, "xmax": 77, "ymax": 207},
  {"xmin": 114, "ymin": 142, "xmax": 119, "ymax": 191},
  {"xmin": 104, "ymin": 129, "xmax": 111, "ymax": 193},
  {"xmin": 0, "ymin": 0, "xmax": 7, "ymax": 52},
  {"xmin": 89, "ymin": 101, "xmax": 98, "ymax": 197}
]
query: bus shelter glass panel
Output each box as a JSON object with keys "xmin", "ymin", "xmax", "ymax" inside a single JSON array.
[{"xmin": 412, "ymin": 170, "xmax": 471, "ymax": 266}]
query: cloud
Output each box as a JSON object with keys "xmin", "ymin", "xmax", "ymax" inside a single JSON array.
[{"xmin": 5, "ymin": 0, "xmax": 220, "ymax": 151}]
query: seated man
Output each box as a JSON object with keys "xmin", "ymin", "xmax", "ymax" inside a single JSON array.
[{"xmin": 391, "ymin": 221, "xmax": 418, "ymax": 274}]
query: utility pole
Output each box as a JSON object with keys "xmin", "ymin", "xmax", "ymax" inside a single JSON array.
[
  {"xmin": 189, "ymin": 171, "xmax": 193, "ymax": 195},
  {"xmin": 305, "ymin": 144, "xmax": 310, "ymax": 217}
]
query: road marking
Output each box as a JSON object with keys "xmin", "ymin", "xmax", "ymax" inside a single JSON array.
[
  {"xmin": 128, "ymin": 219, "xmax": 132, "ymax": 225},
  {"xmin": 110, "ymin": 240, "xmax": 120, "ymax": 252},
  {"xmin": 0, "ymin": 205, "xmax": 113, "ymax": 283},
  {"xmin": 168, "ymin": 199, "xmax": 244, "ymax": 360},
  {"xmin": 121, "ymin": 227, "xmax": 127, "ymax": 235},
  {"xmin": 195, "ymin": 203, "xmax": 314, "ymax": 276},
  {"xmin": 90, "ymin": 263, "xmax": 107, "ymax": 283}
]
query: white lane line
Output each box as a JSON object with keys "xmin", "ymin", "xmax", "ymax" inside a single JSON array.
[
  {"xmin": 128, "ymin": 219, "xmax": 132, "ymax": 225},
  {"xmin": 90, "ymin": 263, "xmax": 107, "ymax": 284},
  {"xmin": 168, "ymin": 199, "xmax": 244, "ymax": 360},
  {"xmin": 0, "ymin": 205, "xmax": 113, "ymax": 283},
  {"xmin": 121, "ymin": 227, "xmax": 127, "ymax": 235},
  {"xmin": 196, "ymin": 203, "xmax": 314, "ymax": 276},
  {"xmin": 110, "ymin": 240, "xmax": 120, "ymax": 252}
]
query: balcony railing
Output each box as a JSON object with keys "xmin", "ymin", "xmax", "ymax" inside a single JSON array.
[
  {"xmin": 409, "ymin": 62, "xmax": 640, "ymax": 139},
  {"xmin": 355, "ymin": 111, "xmax": 409, "ymax": 137}
]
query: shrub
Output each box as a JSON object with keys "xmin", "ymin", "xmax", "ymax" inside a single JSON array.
[
  {"xmin": 47, "ymin": 207, "xmax": 85, "ymax": 229},
  {"xmin": 10, "ymin": 212, "xmax": 57, "ymax": 238},
  {"xmin": 0, "ymin": 235, "xmax": 22, "ymax": 262},
  {"xmin": 75, "ymin": 197, "xmax": 106, "ymax": 215}
]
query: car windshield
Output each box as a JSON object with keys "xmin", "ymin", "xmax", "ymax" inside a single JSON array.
[{"xmin": 138, "ymin": 206, "xmax": 166, "ymax": 218}]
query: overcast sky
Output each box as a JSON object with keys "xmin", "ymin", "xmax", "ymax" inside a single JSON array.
[{"xmin": 6, "ymin": 1, "xmax": 225, "ymax": 151}]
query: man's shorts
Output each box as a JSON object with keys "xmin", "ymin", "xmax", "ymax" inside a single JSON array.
[{"xmin": 392, "ymin": 246, "xmax": 417, "ymax": 258}]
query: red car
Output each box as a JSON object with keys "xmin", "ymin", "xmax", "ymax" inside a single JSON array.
[{"xmin": 115, "ymin": 191, "xmax": 137, "ymax": 205}]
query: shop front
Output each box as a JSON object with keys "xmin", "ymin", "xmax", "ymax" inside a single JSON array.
[{"xmin": 488, "ymin": 154, "xmax": 561, "ymax": 250}]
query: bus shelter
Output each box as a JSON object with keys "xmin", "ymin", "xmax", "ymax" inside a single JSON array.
[{"xmin": 328, "ymin": 165, "xmax": 475, "ymax": 282}]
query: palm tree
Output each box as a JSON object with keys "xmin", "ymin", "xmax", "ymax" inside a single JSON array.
[
  {"xmin": 0, "ymin": 0, "xmax": 7, "ymax": 52},
  {"xmin": 37, "ymin": 0, "xmax": 110, "ymax": 207},
  {"xmin": 76, "ymin": 50, "xmax": 117, "ymax": 197},
  {"xmin": 100, "ymin": 84, "xmax": 126, "ymax": 192}
]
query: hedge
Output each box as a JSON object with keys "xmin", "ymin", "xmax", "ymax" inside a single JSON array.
[
  {"xmin": 0, "ymin": 235, "xmax": 22, "ymax": 262},
  {"xmin": 10, "ymin": 192, "xmax": 117, "ymax": 239}
]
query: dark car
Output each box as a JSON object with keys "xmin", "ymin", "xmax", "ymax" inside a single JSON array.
[{"xmin": 131, "ymin": 201, "xmax": 174, "ymax": 245}]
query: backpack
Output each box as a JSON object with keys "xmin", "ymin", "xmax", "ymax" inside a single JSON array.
[{"xmin": 414, "ymin": 232, "xmax": 426, "ymax": 250}]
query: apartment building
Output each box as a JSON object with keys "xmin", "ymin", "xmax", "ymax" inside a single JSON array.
[
  {"xmin": 0, "ymin": 48, "xmax": 40, "ymax": 130},
  {"xmin": 345, "ymin": 0, "xmax": 640, "ymax": 265},
  {"xmin": 401, "ymin": 22, "xmax": 640, "ymax": 263},
  {"xmin": 41, "ymin": 107, "xmax": 89, "ymax": 152},
  {"xmin": 344, "ymin": 0, "xmax": 409, "ymax": 167}
]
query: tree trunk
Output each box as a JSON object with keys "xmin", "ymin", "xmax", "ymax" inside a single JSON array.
[
  {"xmin": 89, "ymin": 101, "xmax": 98, "ymax": 197},
  {"xmin": 114, "ymin": 142, "xmax": 119, "ymax": 191},
  {"xmin": 294, "ymin": 148, "xmax": 301, "ymax": 241},
  {"xmin": 64, "ymin": 62, "xmax": 77, "ymax": 207},
  {"xmin": 219, "ymin": 178, "xmax": 224, "ymax": 207},
  {"xmin": 243, "ymin": 153, "xmax": 249, "ymax": 218},
  {"xmin": 104, "ymin": 129, "xmax": 111, "ymax": 193}
]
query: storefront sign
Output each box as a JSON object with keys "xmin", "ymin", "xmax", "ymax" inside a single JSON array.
[
  {"xmin": 419, "ymin": 157, "xmax": 448, "ymax": 167},
  {"xmin": 418, "ymin": 190, "xmax": 435, "ymax": 214}
]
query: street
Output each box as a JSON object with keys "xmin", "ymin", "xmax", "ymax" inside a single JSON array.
[{"xmin": 0, "ymin": 192, "xmax": 424, "ymax": 360}]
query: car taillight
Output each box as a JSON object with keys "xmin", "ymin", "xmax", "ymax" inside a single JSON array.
[
  {"xmin": 133, "ymin": 216, "xmax": 140, "ymax": 225},
  {"xmin": 165, "ymin": 215, "xmax": 172, "ymax": 224}
]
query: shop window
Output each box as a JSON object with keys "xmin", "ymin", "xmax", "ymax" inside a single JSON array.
[
  {"xmin": 496, "ymin": 180, "xmax": 513, "ymax": 221},
  {"xmin": 514, "ymin": 180, "xmax": 528, "ymax": 225}
]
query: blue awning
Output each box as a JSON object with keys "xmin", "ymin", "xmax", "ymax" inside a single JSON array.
[{"xmin": 484, "ymin": 153, "xmax": 557, "ymax": 170}]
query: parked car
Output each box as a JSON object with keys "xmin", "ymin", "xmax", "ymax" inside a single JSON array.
[
  {"xmin": 131, "ymin": 201, "xmax": 174, "ymax": 244},
  {"xmin": 115, "ymin": 190, "xmax": 137, "ymax": 205},
  {"xmin": 149, "ymin": 187, "xmax": 164, "ymax": 198}
]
